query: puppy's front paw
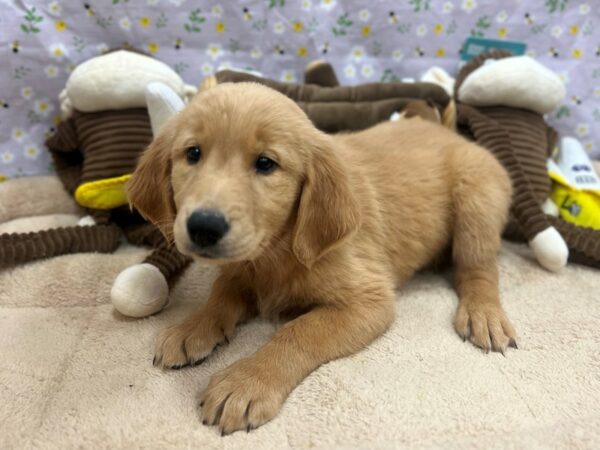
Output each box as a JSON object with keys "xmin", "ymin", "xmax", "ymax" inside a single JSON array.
[
  {"xmin": 454, "ymin": 301, "xmax": 517, "ymax": 354},
  {"xmin": 199, "ymin": 358, "xmax": 287, "ymax": 435},
  {"xmin": 154, "ymin": 320, "xmax": 229, "ymax": 369}
]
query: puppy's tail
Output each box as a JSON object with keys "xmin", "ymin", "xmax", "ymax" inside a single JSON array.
[{"xmin": 441, "ymin": 99, "xmax": 457, "ymax": 130}]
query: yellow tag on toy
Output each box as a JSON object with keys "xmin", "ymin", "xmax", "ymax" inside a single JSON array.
[
  {"xmin": 547, "ymin": 137, "xmax": 600, "ymax": 230},
  {"xmin": 74, "ymin": 174, "xmax": 132, "ymax": 210}
]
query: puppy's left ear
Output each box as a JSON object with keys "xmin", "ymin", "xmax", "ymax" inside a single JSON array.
[
  {"xmin": 292, "ymin": 136, "xmax": 361, "ymax": 268},
  {"xmin": 127, "ymin": 129, "xmax": 177, "ymax": 241}
]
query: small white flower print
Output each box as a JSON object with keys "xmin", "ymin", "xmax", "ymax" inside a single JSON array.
[
  {"xmin": 350, "ymin": 46, "xmax": 366, "ymax": 62},
  {"xmin": 169, "ymin": 0, "xmax": 187, "ymax": 6},
  {"xmin": 44, "ymin": 65, "xmax": 59, "ymax": 78},
  {"xmin": 576, "ymin": 123, "xmax": 589, "ymax": 137},
  {"xmin": 119, "ymin": 17, "xmax": 132, "ymax": 30},
  {"xmin": 201, "ymin": 63, "xmax": 214, "ymax": 75},
  {"xmin": 21, "ymin": 87, "xmax": 34, "ymax": 99},
  {"xmin": 496, "ymin": 10, "xmax": 507, "ymax": 23},
  {"xmin": 49, "ymin": 43, "xmax": 68, "ymax": 61},
  {"xmin": 579, "ymin": 3, "xmax": 590, "ymax": 14},
  {"xmin": 593, "ymin": 87, "xmax": 600, "ymax": 97},
  {"xmin": 217, "ymin": 62, "xmax": 232, "ymax": 71},
  {"xmin": 461, "ymin": 0, "xmax": 477, "ymax": 13},
  {"xmin": 2, "ymin": 151, "xmax": 14, "ymax": 164},
  {"xmin": 96, "ymin": 43, "xmax": 109, "ymax": 54},
  {"xmin": 250, "ymin": 47, "xmax": 263, "ymax": 59},
  {"xmin": 558, "ymin": 72, "xmax": 569, "ymax": 84},
  {"xmin": 12, "ymin": 128, "xmax": 26, "ymax": 143},
  {"xmin": 281, "ymin": 70, "xmax": 297, "ymax": 82},
  {"xmin": 358, "ymin": 9, "xmax": 371, "ymax": 21},
  {"xmin": 416, "ymin": 24, "xmax": 428, "ymax": 36},
  {"xmin": 212, "ymin": 5, "xmax": 223, "ymax": 17},
  {"xmin": 441, "ymin": 1, "xmax": 454, "ymax": 14},
  {"xmin": 273, "ymin": 21, "xmax": 285, "ymax": 34},
  {"xmin": 344, "ymin": 65, "xmax": 356, "ymax": 78},
  {"xmin": 361, "ymin": 64, "xmax": 374, "ymax": 78},
  {"xmin": 551, "ymin": 25, "xmax": 563, "ymax": 38},
  {"xmin": 583, "ymin": 141, "xmax": 594, "ymax": 152},
  {"xmin": 23, "ymin": 144, "xmax": 40, "ymax": 160},
  {"xmin": 302, "ymin": 0, "xmax": 312, "ymax": 11},
  {"xmin": 526, "ymin": 49, "xmax": 536, "ymax": 58},
  {"xmin": 34, "ymin": 99, "xmax": 54, "ymax": 117},
  {"xmin": 320, "ymin": 0, "xmax": 337, "ymax": 11},
  {"xmin": 48, "ymin": 1, "xmax": 61, "ymax": 16},
  {"xmin": 392, "ymin": 49, "xmax": 404, "ymax": 61},
  {"xmin": 206, "ymin": 43, "xmax": 223, "ymax": 60}
]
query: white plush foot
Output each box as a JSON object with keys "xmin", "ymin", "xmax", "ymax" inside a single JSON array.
[
  {"xmin": 111, "ymin": 263, "xmax": 169, "ymax": 318},
  {"xmin": 529, "ymin": 226, "xmax": 569, "ymax": 272},
  {"xmin": 541, "ymin": 198, "xmax": 559, "ymax": 217},
  {"xmin": 77, "ymin": 215, "xmax": 96, "ymax": 226}
]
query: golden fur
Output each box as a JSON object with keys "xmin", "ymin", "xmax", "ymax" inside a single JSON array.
[{"xmin": 128, "ymin": 82, "xmax": 516, "ymax": 435}]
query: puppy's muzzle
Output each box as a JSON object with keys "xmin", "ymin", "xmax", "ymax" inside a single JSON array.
[{"xmin": 186, "ymin": 209, "xmax": 230, "ymax": 250}]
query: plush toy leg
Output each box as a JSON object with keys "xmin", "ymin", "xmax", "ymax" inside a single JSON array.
[
  {"xmin": 111, "ymin": 263, "xmax": 169, "ymax": 318},
  {"xmin": 111, "ymin": 245, "xmax": 191, "ymax": 318},
  {"xmin": 304, "ymin": 60, "xmax": 340, "ymax": 87},
  {"xmin": 548, "ymin": 216, "xmax": 600, "ymax": 269},
  {"xmin": 528, "ymin": 226, "xmax": 569, "ymax": 272},
  {"xmin": 456, "ymin": 104, "xmax": 565, "ymax": 270},
  {"xmin": 0, "ymin": 224, "xmax": 121, "ymax": 267}
]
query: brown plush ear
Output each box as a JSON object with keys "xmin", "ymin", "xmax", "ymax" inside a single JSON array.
[
  {"xmin": 126, "ymin": 131, "xmax": 176, "ymax": 241},
  {"xmin": 292, "ymin": 137, "xmax": 361, "ymax": 268}
]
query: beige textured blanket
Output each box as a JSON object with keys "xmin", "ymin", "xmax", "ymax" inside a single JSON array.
[{"xmin": 1, "ymin": 177, "xmax": 599, "ymax": 449}]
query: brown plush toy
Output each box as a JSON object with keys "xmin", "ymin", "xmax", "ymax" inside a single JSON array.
[{"xmin": 450, "ymin": 50, "xmax": 600, "ymax": 270}]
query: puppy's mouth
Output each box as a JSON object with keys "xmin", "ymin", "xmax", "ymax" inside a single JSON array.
[{"xmin": 176, "ymin": 235, "xmax": 265, "ymax": 264}]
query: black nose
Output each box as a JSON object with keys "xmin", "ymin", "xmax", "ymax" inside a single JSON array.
[{"xmin": 186, "ymin": 209, "xmax": 230, "ymax": 248}]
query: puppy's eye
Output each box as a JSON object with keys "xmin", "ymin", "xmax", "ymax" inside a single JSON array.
[
  {"xmin": 255, "ymin": 155, "xmax": 277, "ymax": 174},
  {"xmin": 186, "ymin": 145, "xmax": 201, "ymax": 164}
]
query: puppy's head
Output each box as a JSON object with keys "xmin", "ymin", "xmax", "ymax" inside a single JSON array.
[{"xmin": 128, "ymin": 82, "xmax": 359, "ymax": 268}]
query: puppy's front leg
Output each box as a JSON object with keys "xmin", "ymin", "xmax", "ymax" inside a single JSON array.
[
  {"xmin": 154, "ymin": 275, "xmax": 256, "ymax": 369},
  {"xmin": 200, "ymin": 292, "xmax": 395, "ymax": 435}
]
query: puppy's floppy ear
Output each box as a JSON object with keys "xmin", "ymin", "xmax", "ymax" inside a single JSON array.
[
  {"xmin": 292, "ymin": 136, "xmax": 361, "ymax": 268},
  {"xmin": 126, "ymin": 130, "xmax": 176, "ymax": 241}
]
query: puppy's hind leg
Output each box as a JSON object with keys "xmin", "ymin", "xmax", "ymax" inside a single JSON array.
[{"xmin": 451, "ymin": 147, "xmax": 517, "ymax": 354}]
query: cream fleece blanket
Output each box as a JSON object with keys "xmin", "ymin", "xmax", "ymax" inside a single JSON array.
[{"xmin": 1, "ymin": 177, "xmax": 600, "ymax": 449}]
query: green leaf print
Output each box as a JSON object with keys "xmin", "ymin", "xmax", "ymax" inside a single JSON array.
[
  {"xmin": 184, "ymin": 9, "xmax": 206, "ymax": 33},
  {"xmin": 447, "ymin": 19, "xmax": 457, "ymax": 35},
  {"xmin": 174, "ymin": 62, "xmax": 190, "ymax": 75},
  {"xmin": 531, "ymin": 24, "xmax": 547, "ymax": 34},
  {"xmin": 14, "ymin": 66, "xmax": 31, "ymax": 80},
  {"xmin": 470, "ymin": 15, "xmax": 491, "ymax": 37},
  {"xmin": 21, "ymin": 7, "xmax": 43, "ymax": 34},
  {"xmin": 228, "ymin": 39, "xmax": 241, "ymax": 53},
  {"xmin": 555, "ymin": 105, "xmax": 571, "ymax": 119},
  {"xmin": 593, "ymin": 109, "xmax": 600, "ymax": 122},
  {"xmin": 72, "ymin": 35, "xmax": 86, "ymax": 53},
  {"xmin": 380, "ymin": 69, "xmax": 400, "ymax": 83},
  {"xmin": 96, "ymin": 16, "xmax": 113, "ymax": 29},
  {"xmin": 409, "ymin": 0, "xmax": 430, "ymax": 13},
  {"xmin": 268, "ymin": 0, "xmax": 285, "ymax": 8},
  {"xmin": 156, "ymin": 12, "xmax": 168, "ymax": 29},
  {"xmin": 332, "ymin": 13, "xmax": 352, "ymax": 36},
  {"xmin": 545, "ymin": 0, "xmax": 569, "ymax": 13},
  {"xmin": 397, "ymin": 23, "xmax": 412, "ymax": 34},
  {"xmin": 252, "ymin": 19, "xmax": 267, "ymax": 31}
]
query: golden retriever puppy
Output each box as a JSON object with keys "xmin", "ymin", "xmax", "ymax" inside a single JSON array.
[{"xmin": 128, "ymin": 82, "xmax": 516, "ymax": 435}]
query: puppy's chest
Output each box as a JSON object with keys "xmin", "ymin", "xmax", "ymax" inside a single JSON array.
[{"xmin": 251, "ymin": 273, "xmax": 313, "ymax": 320}]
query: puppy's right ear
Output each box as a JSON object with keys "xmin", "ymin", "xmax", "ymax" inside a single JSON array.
[{"xmin": 127, "ymin": 130, "xmax": 176, "ymax": 241}]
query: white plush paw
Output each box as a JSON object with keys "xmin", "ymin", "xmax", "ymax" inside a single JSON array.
[
  {"xmin": 111, "ymin": 263, "xmax": 169, "ymax": 318},
  {"xmin": 77, "ymin": 215, "xmax": 96, "ymax": 226},
  {"xmin": 529, "ymin": 226, "xmax": 569, "ymax": 272}
]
